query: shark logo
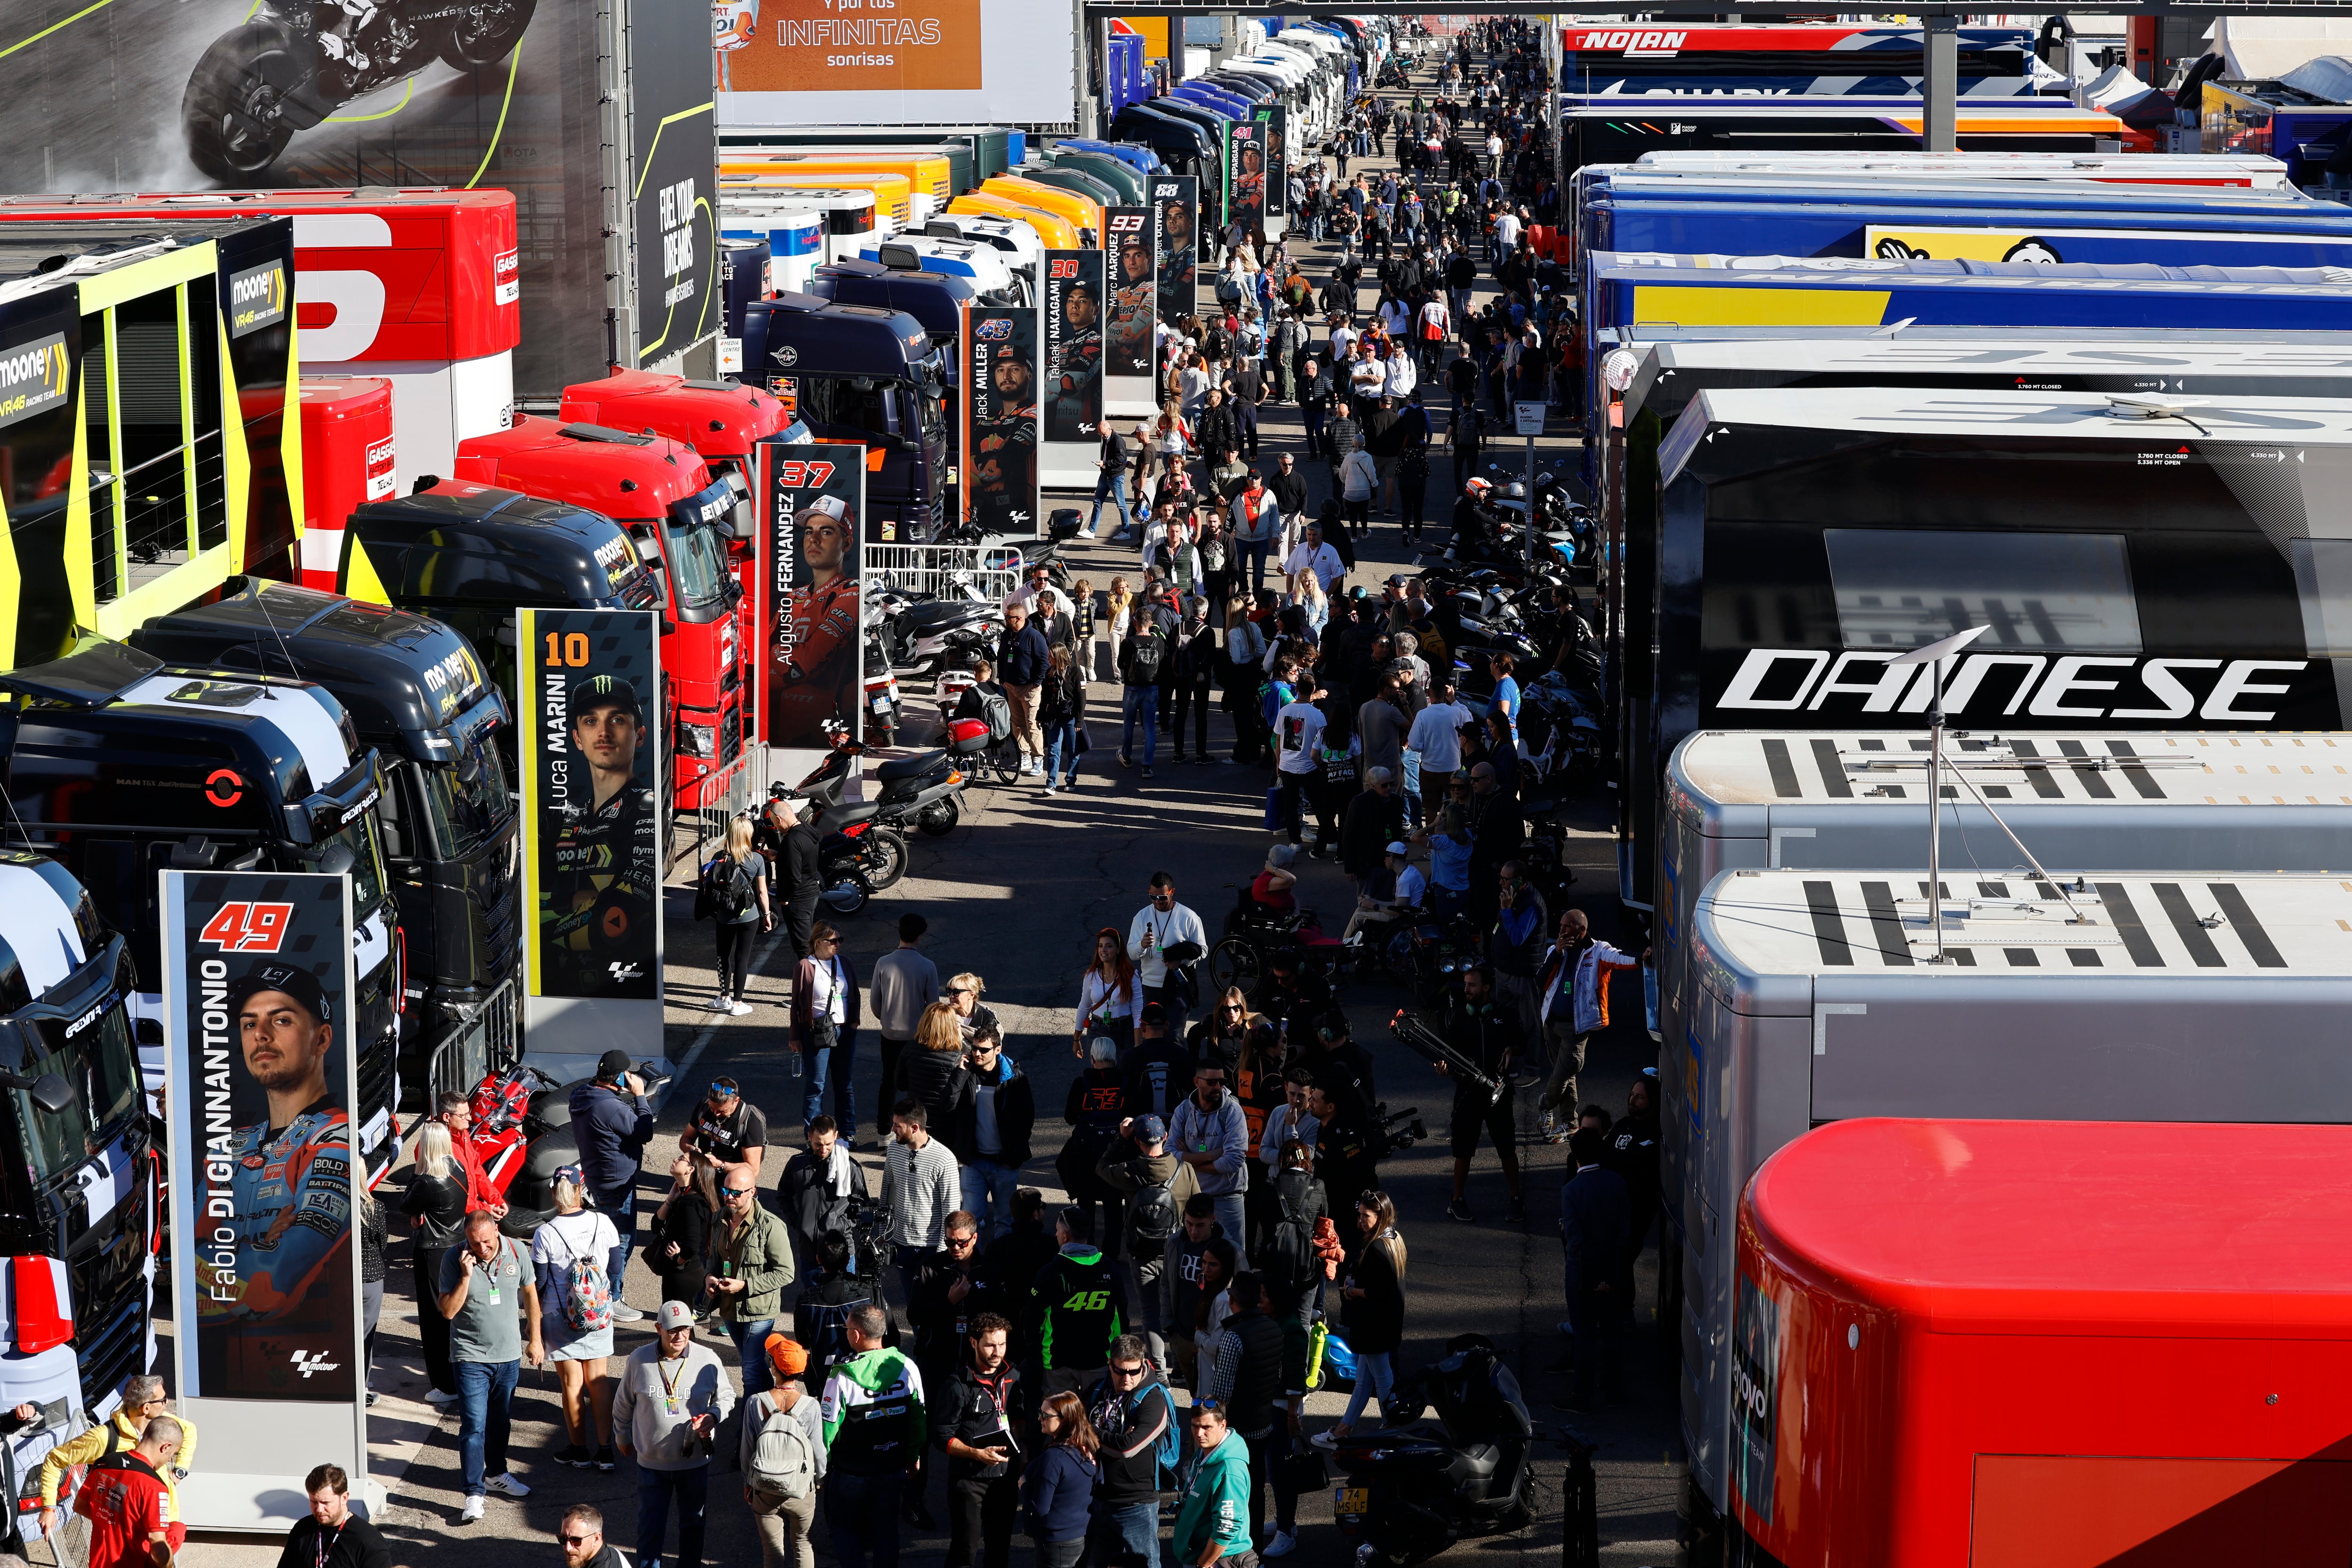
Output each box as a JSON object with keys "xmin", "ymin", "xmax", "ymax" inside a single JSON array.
[{"xmin": 290, "ymin": 1349, "xmax": 342, "ymax": 1378}]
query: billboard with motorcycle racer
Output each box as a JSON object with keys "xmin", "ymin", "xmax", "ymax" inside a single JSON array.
[
  {"xmin": 1224, "ymin": 120, "xmax": 1268, "ymax": 251},
  {"xmin": 1043, "ymin": 249, "xmax": 1104, "ymax": 446},
  {"xmin": 1104, "ymin": 207, "xmax": 1155, "ymax": 380},
  {"xmin": 522, "ymin": 611, "xmax": 664, "ymax": 1005},
  {"xmin": 961, "ymin": 305, "xmax": 1040, "ymax": 538},
  {"xmin": 1151, "ymin": 177, "xmax": 1199, "ymax": 322},
  {"xmin": 1257, "ymin": 104, "xmax": 1288, "ymax": 220},
  {"xmin": 0, "ymin": 0, "xmax": 707, "ymax": 397},
  {"xmin": 714, "ymin": 0, "xmax": 1075, "ymax": 127},
  {"xmin": 161, "ymin": 870, "xmax": 361, "ymax": 1405},
  {"xmin": 758, "ymin": 441, "xmax": 865, "ymax": 751}
]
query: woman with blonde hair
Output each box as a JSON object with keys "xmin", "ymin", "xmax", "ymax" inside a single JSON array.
[
  {"xmin": 1106, "ymin": 576, "xmax": 1135, "ymax": 647},
  {"xmin": 534, "ymin": 1164, "xmax": 621, "ymax": 1470},
  {"xmin": 707, "ymin": 815, "xmax": 774, "ymax": 1014},
  {"xmin": 400, "ymin": 1121, "xmax": 470, "ymax": 1405},
  {"xmin": 1327, "ymin": 1190, "xmax": 1407, "ymax": 1441},
  {"xmin": 946, "ymin": 970, "xmax": 1000, "ymax": 1042},
  {"xmin": 899, "ymin": 1000, "xmax": 976, "ymax": 1130}
]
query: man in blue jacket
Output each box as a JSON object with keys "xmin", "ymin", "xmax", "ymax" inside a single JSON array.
[
  {"xmin": 998, "ymin": 604, "xmax": 1053, "ymax": 779},
  {"xmin": 570, "ymin": 1049, "xmax": 654, "ymax": 1321}
]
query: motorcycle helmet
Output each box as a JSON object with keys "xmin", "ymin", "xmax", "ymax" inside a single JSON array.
[{"xmin": 1463, "ymin": 477, "xmax": 1493, "ymax": 499}]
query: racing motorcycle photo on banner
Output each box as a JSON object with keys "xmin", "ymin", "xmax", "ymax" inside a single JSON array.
[
  {"xmin": 1104, "ymin": 208, "xmax": 1156, "ymax": 380},
  {"xmin": 759, "ymin": 442, "xmax": 865, "ymax": 749},
  {"xmin": 523, "ymin": 610, "xmax": 663, "ymax": 1003},
  {"xmin": 161, "ymin": 871, "xmax": 360, "ymax": 1403},
  {"xmin": 1043, "ymin": 248, "xmax": 1105, "ymax": 445},
  {"xmin": 1151, "ymin": 177, "xmax": 1200, "ymax": 323},
  {"xmin": 963, "ymin": 306, "xmax": 1041, "ymax": 537}
]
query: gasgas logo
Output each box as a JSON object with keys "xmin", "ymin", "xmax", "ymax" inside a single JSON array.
[
  {"xmin": 228, "ymin": 262, "xmax": 289, "ymax": 337},
  {"xmin": 365, "ymin": 436, "xmax": 397, "ymax": 501},
  {"xmin": 494, "ymin": 248, "xmax": 521, "ymax": 307},
  {"xmin": 0, "ymin": 332, "xmax": 70, "ymax": 431}
]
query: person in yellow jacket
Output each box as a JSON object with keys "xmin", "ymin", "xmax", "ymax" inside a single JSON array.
[{"xmin": 37, "ymin": 1375, "xmax": 198, "ymax": 1533}]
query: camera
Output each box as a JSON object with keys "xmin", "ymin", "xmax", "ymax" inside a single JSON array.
[{"xmin": 1370, "ymin": 1102, "xmax": 1426, "ymax": 1159}]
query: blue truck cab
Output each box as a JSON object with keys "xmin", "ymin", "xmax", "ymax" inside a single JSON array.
[{"xmin": 740, "ymin": 292, "xmax": 951, "ymax": 543}]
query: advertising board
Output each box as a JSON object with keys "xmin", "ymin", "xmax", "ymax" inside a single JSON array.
[{"xmin": 716, "ymin": 0, "xmax": 1076, "ymax": 127}]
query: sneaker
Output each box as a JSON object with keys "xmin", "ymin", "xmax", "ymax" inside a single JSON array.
[
  {"xmin": 426, "ymin": 1387, "xmax": 461, "ymax": 1407},
  {"xmin": 1119, "ymin": 754, "xmax": 1134, "ymax": 770},
  {"xmin": 1263, "ymin": 1531, "xmax": 1299, "ymax": 1559},
  {"xmin": 1447, "ymin": 1198, "xmax": 1475, "ymax": 1223},
  {"xmin": 554, "ymin": 1444, "xmax": 591, "ymax": 1470},
  {"xmin": 366, "ymin": 1390, "xmax": 378, "ymax": 1407},
  {"xmin": 1042, "ymin": 783, "xmax": 1057, "ymax": 796},
  {"xmin": 1141, "ymin": 766, "xmax": 1156, "ymax": 780},
  {"xmin": 729, "ymin": 1000, "xmax": 753, "ymax": 1017},
  {"xmin": 596, "ymin": 1447, "xmax": 618, "ymax": 1473},
  {"xmin": 460, "ymin": 1495, "xmax": 485, "ymax": 1524},
  {"xmin": 485, "ymin": 1472, "xmax": 530, "ymax": 1498},
  {"xmin": 1061, "ymin": 777, "xmax": 1080, "ymax": 790},
  {"xmin": 1508, "ymin": 1198, "xmax": 1529, "ymax": 1224},
  {"xmin": 1557, "ymin": 1320, "xmax": 1578, "ymax": 1339},
  {"xmin": 705, "ymin": 995, "xmax": 731, "ymax": 1011},
  {"xmin": 610, "ymin": 1302, "xmax": 647, "ymax": 1323}
]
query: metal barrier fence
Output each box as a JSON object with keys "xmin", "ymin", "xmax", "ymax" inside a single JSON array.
[
  {"xmin": 426, "ymin": 975, "xmax": 522, "ymax": 1109},
  {"xmin": 866, "ymin": 543, "xmax": 1023, "ymax": 605},
  {"xmin": 672, "ymin": 755, "xmax": 758, "ymax": 870}
]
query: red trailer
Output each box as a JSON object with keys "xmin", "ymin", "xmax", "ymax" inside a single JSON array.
[
  {"xmin": 285, "ymin": 376, "xmax": 396, "ymax": 589},
  {"xmin": 1734, "ymin": 1118, "xmax": 2352, "ymax": 1567}
]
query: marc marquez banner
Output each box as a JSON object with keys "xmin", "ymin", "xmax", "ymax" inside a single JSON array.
[
  {"xmin": 521, "ymin": 610, "xmax": 664, "ymax": 1063},
  {"xmin": 758, "ymin": 440, "xmax": 866, "ymax": 762},
  {"xmin": 1103, "ymin": 207, "xmax": 1157, "ymax": 419},
  {"xmin": 1043, "ymin": 248, "xmax": 1105, "ymax": 446},
  {"xmin": 963, "ymin": 305, "xmax": 1041, "ymax": 537},
  {"xmin": 162, "ymin": 870, "xmax": 366, "ymax": 1526},
  {"xmin": 1256, "ymin": 104, "xmax": 1289, "ymax": 221},
  {"xmin": 1151, "ymin": 177, "xmax": 1200, "ymax": 324}
]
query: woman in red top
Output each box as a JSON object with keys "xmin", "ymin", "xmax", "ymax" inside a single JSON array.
[{"xmin": 1252, "ymin": 843, "xmax": 1300, "ymax": 916}]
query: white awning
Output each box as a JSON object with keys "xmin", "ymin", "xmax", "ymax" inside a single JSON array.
[{"xmin": 2206, "ymin": 16, "xmax": 2352, "ymax": 80}]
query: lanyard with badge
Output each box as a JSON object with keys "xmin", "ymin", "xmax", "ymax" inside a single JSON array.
[
  {"xmin": 479, "ymin": 1243, "xmax": 504, "ymax": 1307},
  {"xmin": 659, "ymin": 1356, "xmax": 687, "ymax": 1418}
]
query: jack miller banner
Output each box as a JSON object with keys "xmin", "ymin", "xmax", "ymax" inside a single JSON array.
[
  {"xmin": 1104, "ymin": 208, "xmax": 1155, "ymax": 380},
  {"xmin": 1225, "ymin": 120, "xmax": 1267, "ymax": 249},
  {"xmin": 1151, "ymin": 177, "xmax": 1200, "ymax": 323},
  {"xmin": 522, "ymin": 610, "xmax": 664, "ymax": 1003},
  {"xmin": 758, "ymin": 439, "xmax": 866, "ymax": 748},
  {"xmin": 164, "ymin": 871, "xmax": 360, "ymax": 1403},
  {"xmin": 963, "ymin": 305, "xmax": 1041, "ymax": 535},
  {"xmin": 1043, "ymin": 248, "xmax": 1106, "ymax": 445}
]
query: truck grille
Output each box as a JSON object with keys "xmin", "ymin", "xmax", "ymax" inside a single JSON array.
[
  {"xmin": 720, "ymin": 707, "xmax": 743, "ymax": 766},
  {"xmin": 483, "ymin": 883, "xmax": 520, "ymax": 979},
  {"xmin": 357, "ymin": 969, "xmax": 397, "ymax": 1168},
  {"xmin": 68, "ymin": 1158, "xmax": 151, "ymax": 1414}
]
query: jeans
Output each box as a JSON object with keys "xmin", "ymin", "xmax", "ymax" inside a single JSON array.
[
  {"xmin": 1039, "ymin": 1539, "xmax": 1086, "ymax": 1568},
  {"xmin": 878, "ymin": 1035, "xmax": 908, "ymax": 1138},
  {"xmin": 593, "ymin": 1181, "xmax": 637, "ymax": 1287},
  {"xmin": 802, "ymin": 1028, "xmax": 857, "ymax": 1129},
  {"xmin": 828, "ymin": 1468, "xmax": 906, "ymax": 1568},
  {"xmin": 1204, "ymin": 1193, "xmax": 1248, "ymax": 1264},
  {"xmin": 1120, "ymin": 686, "xmax": 1160, "ymax": 767},
  {"xmin": 636, "ymin": 1463, "xmax": 711, "ymax": 1568},
  {"xmin": 1303, "ymin": 406, "xmax": 1326, "ymax": 456},
  {"xmin": 1089, "ymin": 470, "xmax": 1133, "ymax": 535},
  {"xmin": 1239, "ymin": 537, "xmax": 1271, "ymax": 593},
  {"xmin": 1093, "ymin": 1498, "xmax": 1162, "ymax": 1568},
  {"xmin": 1276, "ymin": 771, "xmax": 1311, "ymax": 845},
  {"xmin": 959, "ymin": 1162, "xmax": 1020, "ymax": 1239},
  {"xmin": 727, "ymin": 1314, "xmax": 778, "ymax": 1398},
  {"xmin": 455, "ymin": 1357, "xmax": 519, "ymax": 1493},
  {"xmin": 947, "ymin": 1474, "xmax": 1017, "ymax": 1568},
  {"xmin": 1566, "ymin": 1284, "xmax": 1627, "ymax": 1408},
  {"xmin": 1044, "ymin": 719, "xmax": 1081, "ymax": 786},
  {"xmin": 1341, "ymin": 1349, "xmax": 1396, "ymax": 1427},
  {"xmin": 1171, "ymin": 678, "xmax": 1210, "ymax": 759}
]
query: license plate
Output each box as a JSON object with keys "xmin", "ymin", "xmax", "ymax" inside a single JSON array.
[
  {"xmin": 1335, "ymin": 1486, "xmax": 1368, "ymax": 1516},
  {"xmin": 871, "ymin": 696, "xmax": 891, "ymax": 712}
]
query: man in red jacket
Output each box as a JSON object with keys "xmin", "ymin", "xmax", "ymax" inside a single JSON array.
[{"xmin": 79, "ymin": 1416, "xmax": 183, "ymax": 1568}]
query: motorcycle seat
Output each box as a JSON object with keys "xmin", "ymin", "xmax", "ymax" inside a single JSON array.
[
  {"xmin": 877, "ymin": 752, "xmax": 945, "ymax": 782},
  {"xmin": 822, "ymin": 800, "xmax": 881, "ymax": 829}
]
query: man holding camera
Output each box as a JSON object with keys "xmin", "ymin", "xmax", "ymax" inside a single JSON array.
[{"xmin": 614, "ymin": 1300, "xmax": 735, "ymax": 1568}]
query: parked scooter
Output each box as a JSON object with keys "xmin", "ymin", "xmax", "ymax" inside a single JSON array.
[
  {"xmin": 786, "ymin": 722, "xmax": 971, "ymax": 839},
  {"xmin": 1327, "ymin": 1334, "xmax": 1535, "ymax": 1567},
  {"xmin": 871, "ymin": 577, "xmax": 1004, "ymax": 677}
]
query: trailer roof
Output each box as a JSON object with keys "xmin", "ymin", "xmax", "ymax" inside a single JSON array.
[
  {"xmin": 1697, "ymin": 869, "xmax": 2352, "ymax": 975},
  {"xmin": 1673, "ymin": 730, "xmax": 2352, "ymax": 808},
  {"xmin": 1746, "ymin": 1117, "xmax": 2352, "ymax": 1330}
]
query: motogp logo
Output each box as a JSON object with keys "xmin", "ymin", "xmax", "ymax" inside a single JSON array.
[
  {"xmin": 290, "ymin": 1350, "xmax": 342, "ymax": 1379},
  {"xmin": 976, "ymin": 318, "xmax": 1012, "ymax": 340}
]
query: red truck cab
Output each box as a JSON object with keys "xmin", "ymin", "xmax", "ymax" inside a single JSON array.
[
  {"xmin": 453, "ymin": 417, "xmax": 748, "ymax": 806},
  {"xmin": 1733, "ymin": 1117, "xmax": 2352, "ymax": 1567}
]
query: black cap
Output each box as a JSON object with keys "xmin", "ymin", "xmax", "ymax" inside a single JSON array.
[
  {"xmin": 1139, "ymin": 1002, "xmax": 1168, "ymax": 1026},
  {"xmin": 225, "ymin": 962, "xmax": 331, "ymax": 1026},
  {"xmin": 597, "ymin": 1048, "xmax": 633, "ymax": 1081},
  {"xmin": 570, "ymin": 673, "xmax": 643, "ymax": 722}
]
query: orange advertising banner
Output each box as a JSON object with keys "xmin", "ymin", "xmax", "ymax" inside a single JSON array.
[{"xmin": 723, "ymin": 0, "xmax": 984, "ymax": 93}]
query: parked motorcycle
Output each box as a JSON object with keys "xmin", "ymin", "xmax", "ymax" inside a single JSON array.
[
  {"xmin": 784, "ymin": 724, "xmax": 969, "ymax": 841},
  {"xmin": 183, "ymin": 0, "xmax": 536, "ymax": 183},
  {"xmin": 872, "ymin": 577, "xmax": 1003, "ymax": 677},
  {"xmin": 1328, "ymin": 1334, "xmax": 1534, "ymax": 1567},
  {"xmin": 468, "ymin": 1054, "xmax": 668, "ymax": 1239}
]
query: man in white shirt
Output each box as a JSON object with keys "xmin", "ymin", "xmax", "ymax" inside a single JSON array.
[
  {"xmin": 1328, "ymin": 319, "xmax": 1358, "ymax": 366},
  {"xmin": 1127, "ymin": 872, "xmax": 1209, "ymax": 1035},
  {"xmin": 1494, "ymin": 207, "xmax": 1523, "ymax": 255},
  {"xmin": 1383, "ymin": 341, "xmax": 1417, "ymax": 401},
  {"xmin": 1348, "ymin": 343, "xmax": 1385, "ymax": 409},
  {"xmin": 1415, "ymin": 296, "xmax": 1450, "ymax": 375},
  {"xmin": 1271, "ymin": 677, "xmax": 1327, "ymax": 851},
  {"xmin": 1282, "ymin": 523, "xmax": 1344, "ymax": 596},
  {"xmin": 1407, "ymin": 676, "xmax": 1476, "ymax": 819}
]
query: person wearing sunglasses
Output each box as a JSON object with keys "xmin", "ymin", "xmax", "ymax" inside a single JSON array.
[
  {"xmin": 711, "ymin": 1170, "xmax": 797, "ymax": 1400},
  {"xmin": 559, "ymin": 1504, "xmax": 623, "ymax": 1568},
  {"xmin": 1083, "ymin": 1336, "xmax": 1175, "ymax": 1568}
]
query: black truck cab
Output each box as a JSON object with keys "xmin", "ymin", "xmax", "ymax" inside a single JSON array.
[{"xmin": 130, "ymin": 580, "xmax": 518, "ymax": 1109}]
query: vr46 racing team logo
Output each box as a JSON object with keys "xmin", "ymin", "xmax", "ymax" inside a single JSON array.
[{"xmin": 0, "ymin": 332, "xmax": 70, "ymax": 431}]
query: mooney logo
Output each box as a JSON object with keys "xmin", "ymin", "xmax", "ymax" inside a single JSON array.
[
  {"xmin": 228, "ymin": 262, "xmax": 288, "ymax": 337},
  {"xmin": 0, "ymin": 332, "xmax": 70, "ymax": 430},
  {"xmin": 1573, "ymin": 28, "xmax": 1688, "ymax": 54}
]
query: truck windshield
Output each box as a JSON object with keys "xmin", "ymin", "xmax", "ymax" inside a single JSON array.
[
  {"xmin": 14, "ymin": 958, "xmax": 139, "ymax": 1187},
  {"xmin": 662, "ymin": 515, "xmax": 734, "ymax": 611},
  {"xmin": 424, "ymin": 734, "xmax": 514, "ymax": 860},
  {"xmin": 321, "ymin": 813, "xmax": 390, "ymax": 916}
]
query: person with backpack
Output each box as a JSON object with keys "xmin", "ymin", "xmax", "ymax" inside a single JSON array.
[
  {"xmin": 615, "ymin": 1301, "xmax": 734, "ymax": 1566},
  {"xmin": 1085, "ymin": 1334, "xmax": 1178, "ymax": 1568},
  {"xmin": 711, "ymin": 1168, "xmax": 797, "ymax": 1401},
  {"xmin": 699, "ymin": 818, "xmax": 773, "ymax": 1015},
  {"xmin": 1094, "ymin": 1114, "xmax": 1197, "ymax": 1351},
  {"xmin": 1117, "ymin": 610, "xmax": 1170, "ymax": 780},
  {"xmin": 534, "ymin": 1167, "xmax": 622, "ymax": 1471},
  {"xmin": 938, "ymin": 1312, "xmax": 1028, "ymax": 1568},
  {"xmin": 795, "ymin": 1230, "xmax": 895, "ymax": 1398},
  {"xmin": 1028, "ymin": 1205, "xmax": 1130, "ymax": 1398},
  {"xmin": 742, "ymin": 1336, "xmax": 827, "ymax": 1568},
  {"xmin": 1261, "ymin": 1141, "xmax": 1329, "ymax": 1327}
]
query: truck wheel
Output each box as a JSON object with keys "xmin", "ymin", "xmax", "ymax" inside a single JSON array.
[
  {"xmin": 182, "ymin": 24, "xmax": 305, "ymax": 183},
  {"xmin": 917, "ymin": 798, "xmax": 960, "ymax": 837},
  {"xmin": 439, "ymin": 0, "xmax": 537, "ymax": 69}
]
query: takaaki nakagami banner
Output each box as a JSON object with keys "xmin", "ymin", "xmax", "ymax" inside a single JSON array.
[{"xmin": 1043, "ymin": 248, "xmax": 1105, "ymax": 445}]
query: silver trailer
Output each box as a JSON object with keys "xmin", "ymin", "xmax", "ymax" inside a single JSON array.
[{"xmin": 1680, "ymin": 867, "xmax": 2352, "ymax": 1524}]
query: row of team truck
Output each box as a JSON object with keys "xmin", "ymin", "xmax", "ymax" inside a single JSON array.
[{"xmin": 1558, "ymin": 119, "xmax": 2352, "ymax": 1564}]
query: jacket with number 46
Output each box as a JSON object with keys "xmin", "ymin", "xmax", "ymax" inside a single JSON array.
[{"xmin": 1029, "ymin": 1242, "xmax": 1128, "ymax": 1372}]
